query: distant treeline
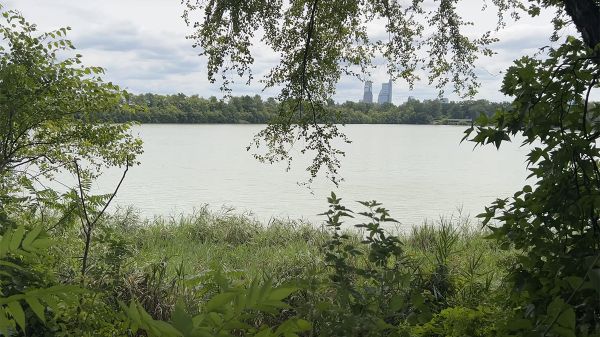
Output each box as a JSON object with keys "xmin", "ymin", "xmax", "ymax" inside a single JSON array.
[{"xmin": 99, "ymin": 93, "xmax": 510, "ymax": 124}]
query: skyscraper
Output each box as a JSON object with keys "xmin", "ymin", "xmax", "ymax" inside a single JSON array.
[
  {"xmin": 362, "ymin": 81, "xmax": 373, "ymax": 104},
  {"xmin": 377, "ymin": 79, "xmax": 392, "ymax": 104}
]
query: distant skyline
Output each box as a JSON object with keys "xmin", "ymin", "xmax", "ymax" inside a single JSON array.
[{"xmin": 4, "ymin": 0, "xmax": 577, "ymax": 103}]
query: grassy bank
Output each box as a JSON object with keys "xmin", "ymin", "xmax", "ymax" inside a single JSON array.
[
  {"xmin": 29, "ymin": 203, "xmax": 516, "ymax": 336},
  {"xmin": 117, "ymin": 207, "xmax": 329, "ymax": 283},
  {"xmin": 76, "ymin": 206, "xmax": 511, "ymax": 291}
]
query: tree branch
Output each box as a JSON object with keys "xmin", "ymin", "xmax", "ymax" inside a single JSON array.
[{"xmin": 299, "ymin": 0, "xmax": 319, "ymax": 124}]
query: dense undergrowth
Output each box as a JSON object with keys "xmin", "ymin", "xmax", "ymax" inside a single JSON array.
[{"xmin": 1, "ymin": 199, "xmax": 517, "ymax": 336}]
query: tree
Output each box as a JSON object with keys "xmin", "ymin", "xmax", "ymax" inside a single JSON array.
[
  {"xmin": 182, "ymin": 0, "xmax": 598, "ymax": 182},
  {"xmin": 466, "ymin": 31, "xmax": 600, "ymax": 337},
  {"xmin": 0, "ymin": 7, "xmax": 145, "ymax": 334},
  {"xmin": 182, "ymin": 0, "xmax": 519, "ymax": 183},
  {"xmin": 183, "ymin": 0, "xmax": 600, "ymax": 335},
  {"xmin": 0, "ymin": 7, "xmax": 143, "ymax": 201}
]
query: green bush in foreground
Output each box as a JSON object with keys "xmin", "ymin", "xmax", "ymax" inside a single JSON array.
[{"xmin": 411, "ymin": 306, "xmax": 502, "ymax": 337}]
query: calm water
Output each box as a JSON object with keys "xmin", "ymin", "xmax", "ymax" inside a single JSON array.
[{"xmin": 83, "ymin": 124, "xmax": 530, "ymax": 226}]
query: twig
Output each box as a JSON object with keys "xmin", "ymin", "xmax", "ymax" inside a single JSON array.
[{"xmin": 74, "ymin": 158, "xmax": 130, "ymax": 282}]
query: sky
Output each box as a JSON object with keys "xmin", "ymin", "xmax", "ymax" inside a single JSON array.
[{"xmin": 4, "ymin": 0, "xmax": 565, "ymax": 103}]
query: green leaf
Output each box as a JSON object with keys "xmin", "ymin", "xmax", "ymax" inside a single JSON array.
[
  {"xmin": 275, "ymin": 318, "xmax": 312, "ymax": 335},
  {"xmin": 565, "ymin": 276, "xmax": 584, "ymax": 290},
  {"xmin": 507, "ymin": 319, "xmax": 532, "ymax": 331},
  {"xmin": 556, "ymin": 306, "xmax": 575, "ymax": 330},
  {"xmin": 124, "ymin": 301, "xmax": 141, "ymax": 326},
  {"xmin": 295, "ymin": 319, "xmax": 311, "ymax": 331},
  {"xmin": 170, "ymin": 302, "xmax": 193, "ymax": 335},
  {"xmin": 0, "ymin": 260, "xmax": 23, "ymax": 271},
  {"xmin": 30, "ymin": 238, "xmax": 51, "ymax": 250},
  {"xmin": 150, "ymin": 320, "xmax": 182, "ymax": 337},
  {"xmin": 0, "ymin": 307, "xmax": 12, "ymax": 336},
  {"xmin": 191, "ymin": 328, "xmax": 214, "ymax": 337},
  {"xmin": 207, "ymin": 312, "xmax": 223, "ymax": 326},
  {"xmin": 0, "ymin": 234, "xmax": 10, "ymax": 257},
  {"xmin": 411, "ymin": 293, "xmax": 425, "ymax": 308},
  {"xmin": 255, "ymin": 327, "xmax": 274, "ymax": 337},
  {"xmin": 7, "ymin": 301, "xmax": 25, "ymax": 333},
  {"xmin": 268, "ymin": 286, "xmax": 298, "ymax": 301},
  {"xmin": 24, "ymin": 297, "xmax": 46, "ymax": 323},
  {"xmin": 547, "ymin": 297, "xmax": 565, "ymax": 317},
  {"xmin": 22, "ymin": 225, "xmax": 43, "ymax": 251},
  {"xmin": 389, "ymin": 294, "xmax": 405, "ymax": 311},
  {"xmin": 552, "ymin": 326, "xmax": 576, "ymax": 337},
  {"xmin": 9, "ymin": 226, "xmax": 25, "ymax": 251},
  {"xmin": 205, "ymin": 292, "xmax": 236, "ymax": 313}
]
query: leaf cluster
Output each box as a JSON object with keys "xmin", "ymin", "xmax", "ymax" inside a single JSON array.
[{"xmin": 465, "ymin": 35, "xmax": 600, "ymax": 336}]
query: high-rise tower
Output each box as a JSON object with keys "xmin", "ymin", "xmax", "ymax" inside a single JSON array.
[
  {"xmin": 377, "ymin": 79, "xmax": 392, "ymax": 104},
  {"xmin": 362, "ymin": 81, "xmax": 373, "ymax": 104}
]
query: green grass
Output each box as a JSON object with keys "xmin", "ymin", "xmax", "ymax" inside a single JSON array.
[
  {"xmin": 92, "ymin": 206, "xmax": 513, "ymax": 285},
  {"xmin": 106, "ymin": 207, "xmax": 329, "ymax": 282},
  {"xmin": 94, "ymin": 206, "xmax": 514, "ymax": 295},
  {"xmin": 38, "ymin": 205, "xmax": 516, "ymax": 335}
]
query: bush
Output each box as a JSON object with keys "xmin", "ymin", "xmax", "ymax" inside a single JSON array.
[{"xmin": 411, "ymin": 306, "xmax": 504, "ymax": 337}]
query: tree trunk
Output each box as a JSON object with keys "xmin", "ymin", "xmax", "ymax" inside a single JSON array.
[{"xmin": 563, "ymin": 0, "xmax": 600, "ymax": 50}]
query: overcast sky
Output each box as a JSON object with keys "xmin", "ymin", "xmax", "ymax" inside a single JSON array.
[{"xmin": 4, "ymin": 0, "xmax": 565, "ymax": 103}]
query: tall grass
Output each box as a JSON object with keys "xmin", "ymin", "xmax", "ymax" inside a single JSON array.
[{"xmin": 48, "ymin": 205, "xmax": 513, "ymax": 331}]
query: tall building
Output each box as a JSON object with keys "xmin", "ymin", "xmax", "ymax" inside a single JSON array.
[
  {"xmin": 377, "ymin": 79, "xmax": 392, "ymax": 104},
  {"xmin": 362, "ymin": 81, "xmax": 373, "ymax": 104}
]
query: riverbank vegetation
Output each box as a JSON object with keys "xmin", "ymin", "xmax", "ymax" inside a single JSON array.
[
  {"xmin": 99, "ymin": 93, "xmax": 508, "ymax": 125},
  {"xmin": 5, "ymin": 203, "xmax": 516, "ymax": 336}
]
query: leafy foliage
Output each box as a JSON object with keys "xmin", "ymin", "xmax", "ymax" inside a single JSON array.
[
  {"xmin": 285, "ymin": 193, "xmax": 504, "ymax": 336},
  {"xmin": 410, "ymin": 306, "xmax": 503, "ymax": 337},
  {"xmin": 183, "ymin": 1, "xmax": 600, "ymax": 335},
  {"xmin": 316, "ymin": 193, "xmax": 413, "ymax": 335},
  {"xmin": 0, "ymin": 224, "xmax": 80, "ymax": 335},
  {"xmin": 121, "ymin": 273, "xmax": 309, "ymax": 337},
  {"xmin": 182, "ymin": 0, "xmax": 521, "ymax": 183},
  {"xmin": 466, "ymin": 35, "xmax": 600, "ymax": 336},
  {"xmin": 0, "ymin": 6, "xmax": 142, "ymax": 195},
  {"xmin": 0, "ymin": 7, "xmax": 141, "ymax": 336}
]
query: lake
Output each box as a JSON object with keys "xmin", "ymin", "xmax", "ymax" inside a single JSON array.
[{"xmin": 86, "ymin": 124, "xmax": 530, "ymax": 226}]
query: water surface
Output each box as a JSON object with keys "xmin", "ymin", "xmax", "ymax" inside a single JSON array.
[{"xmin": 85, "ymin": 124, "xmax": 530, "ymax": 226}]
